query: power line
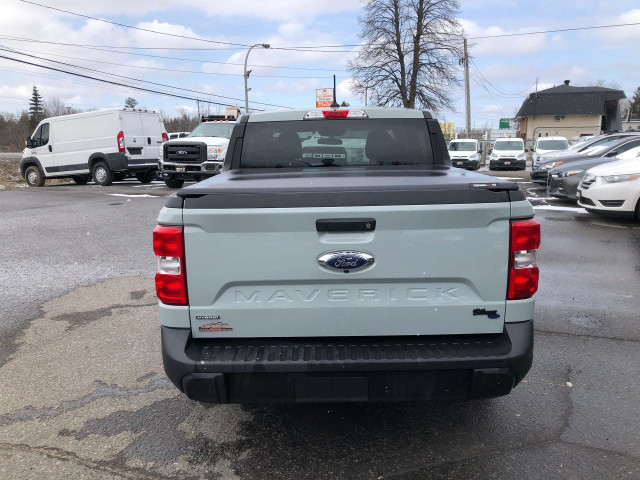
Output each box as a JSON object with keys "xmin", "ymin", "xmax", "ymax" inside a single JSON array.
[
  {"xmin": 0, "ymin": 54, "xmax": 267, "ymax": 110},
  {"xmin": 20, "ymin": 0, "xmax": 250, "ymax": 47},
  {"xmin": 0, "ymin": 46, "xmax": 294, "ymax": 108},
  {"xmin": 469, "ymin": 60, "xmax": 534, "ymax": 98},
  {"xmin": 0, "ymin": 36, "xmax": 350, "ymax": 72},
  {"xmin": 467, "ymin": 21, "xmax": 640, "ymax": 40},
  {"xmin": 1, "ymin": 45, "xmax": 340, "ymax": 79}
]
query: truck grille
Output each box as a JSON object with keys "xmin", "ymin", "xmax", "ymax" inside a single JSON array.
[{"xmin": 165, "ymin": 144, "xmax": 204, "ymax": 164}]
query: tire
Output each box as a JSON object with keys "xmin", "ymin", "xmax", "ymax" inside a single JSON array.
[
  {"xmin": 164, "ymin": 176, "xmax": 184, "ymax": 189},
  {"xmin": 25, "ymin": 165, "xmax": 45, "ymax": 187},
  {"xmin": 92, "ymin": 161, "xmax": 113, "ymax": 186},
  {"xmin": 136, "ymin": 171, "xmax": 155, "ymax": 184},
  {"xmin": 73, "ymin": 175, "xmax": 90, "ymax": 185},
  {"xmin": 636, "ymin": 199, "xmax": 640, "ymax": 222}
]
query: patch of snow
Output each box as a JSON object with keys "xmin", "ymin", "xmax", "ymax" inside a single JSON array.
[{"xmin": 107, "ymin": 193, "xmax": 159, "ymax": 198}]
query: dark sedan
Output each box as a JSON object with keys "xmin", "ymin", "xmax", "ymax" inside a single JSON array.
[
  {"xmin": 548, "ymin": 157, "xmax": 617, "ymax": 200},
  {"xmin": 531, "ymin": 135, "xmax": 640, "ymax": 184}
]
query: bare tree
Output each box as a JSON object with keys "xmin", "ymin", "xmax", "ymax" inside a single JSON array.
[
  {"xmin": 43, "ymin": 97, "xmax": 79, "ymax": 117},
  {"xmin": 348, "ymin": 0, "xmax": 463, "ymax": 111}
]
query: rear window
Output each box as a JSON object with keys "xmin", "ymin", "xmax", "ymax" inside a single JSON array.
[{"xmin": 239, "ymin": 119, "xmax": 433, "ymax": 168}]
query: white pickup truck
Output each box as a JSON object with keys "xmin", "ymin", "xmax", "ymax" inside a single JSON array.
[{"xmin": 154, "ymin": 107, "xmax": 540, "ymax": 403}]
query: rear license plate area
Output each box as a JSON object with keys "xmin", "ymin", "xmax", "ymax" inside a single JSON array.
[
  {"xmin": 504, "ymin": 161, "xmax": 511, "ymax": 165},
  {"xmin": 457, "ymin": 161, "xmax": 463, "ymax": 165},
  {"xmin": 295, "ymin": 377, "xmax": 368, "ymax": 402}
]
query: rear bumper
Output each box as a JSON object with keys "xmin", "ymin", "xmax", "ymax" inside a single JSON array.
[
  {"xmin": 450, "ymin": 159, "xmax": 479, "ymax": 169},
  {"xmin": 161, "ymin": 320, "xmax": 534, "ymax": 403}
]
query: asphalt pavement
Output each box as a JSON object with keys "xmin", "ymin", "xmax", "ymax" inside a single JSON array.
[{"xmin": 0, "ymin": 173, "xmax": 639, "ymax": 479}]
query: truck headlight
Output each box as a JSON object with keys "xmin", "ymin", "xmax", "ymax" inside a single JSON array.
[
  {"xmin": 207, "ymin": 146, "xmax": 222, "ymax": 160},
  {"xmin": 470, "ymin": 153, "xmax": 478, "ymax": 160},
  {"xmin": 517, "ymin": 153, "xmax": 525, "ymax": 160},
  {"xmin": 601, "ymin": 174, "xmax": 640, "ymax": 183}
]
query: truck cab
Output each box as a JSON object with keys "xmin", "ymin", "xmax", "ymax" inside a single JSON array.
[
  {"xmin": 159, "ymin": 113, "xmax": 237, "ymax": 188},
  {"xmin": 448, "ymin": 138, "xmax": 481, "ymax": 170}
]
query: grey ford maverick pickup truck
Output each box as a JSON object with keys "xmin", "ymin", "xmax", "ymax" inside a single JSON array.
[{"xmin": 154, "ymin": 107, "xmax": 540, "ymax": 403}]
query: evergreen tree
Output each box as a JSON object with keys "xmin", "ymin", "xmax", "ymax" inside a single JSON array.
[{"xmin": 28, "ymin": 85, "xmax": 43, "ymax": 129}]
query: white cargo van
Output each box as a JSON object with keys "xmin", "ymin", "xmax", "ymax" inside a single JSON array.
[
  {"xmin": 448, "ymin": 138, "xmax": 481, "ymax": 170},
  {"xmin": 532, "ymin": 136, "xmax": 569, "ymax": 167},
  {"xmin": 20, "ymin": 108, "xmax": 167, "ymax": 187}
]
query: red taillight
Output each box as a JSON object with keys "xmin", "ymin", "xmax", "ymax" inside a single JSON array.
[
  {"xmin": 507, "ymin": 218, "xmax": 541, "ymax": 300},
  {"xmin": 117, "ymin": 131, "xmax": 125, "ymax": 153},
  {"xmin": 322, "ymin": 110, "xmax": 349, "ymax": 118},
  {"xmin": 162, "ymin": 132, "xmax": 168, "ymax": 143},
  {"xmin": 153, "ymin": 225, "xmax": 188, "ymax": 305}
]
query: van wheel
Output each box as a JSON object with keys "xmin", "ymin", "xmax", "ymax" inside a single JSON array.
[
  {"xmin": 73, "ymin": 175, "xmax": 90, "ymax": 185},
  {"xmin": 136, "ymin": 171, "xmax": 155, "ymax": 184},
  {"xmin": 25, "ymin": 165, "xmax": 45, "ymax": 187},
  {"xmin": 636, "ymin": 199, "xmax": 640, "ymax": 222},
  {"xmin": 92, "ymin": 162, "xmax": 113, "ymax": 186},
  {"xmin": 164, "ymin": 177, "xmax": 184, "ymax": 189}
]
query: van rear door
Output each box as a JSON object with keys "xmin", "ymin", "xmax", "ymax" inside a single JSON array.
[
  {"xmin": 140, "ymin": 113, "xmax": 164, "ymax": 161},
  {"xmin": 120, "ymin": 111, "xmax": 145, "ymax": 160}
]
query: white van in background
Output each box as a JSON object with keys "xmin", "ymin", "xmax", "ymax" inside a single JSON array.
[
  {"xmin": 20, "ymin": 108, "xmax": 167, "ymax": 187},
  {"xmin": 532, "ymin": 136, "xmax": 569, "ymax": 167},
  {"xmin": 489, "ymin": 137, "xmax": 526, "ymax": 170},
  {"xmin": 448, "ymin": 138, "xmax": 481, "ymax": 170}
]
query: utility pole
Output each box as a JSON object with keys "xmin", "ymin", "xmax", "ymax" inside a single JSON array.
[
  {"xmin": 196, "ymin": 99, "xmax": 200, "ymax": 120},
  {"xmin": 463, "ymin": 38, "xmax": 471, "ymax": 139},
  {"xmin": 535, "ymin": 77, "xmax": 538, "ymax": 93},
  {"xmin": 365, "ymin": 87, "xmax": 368, "ymax": 107}
]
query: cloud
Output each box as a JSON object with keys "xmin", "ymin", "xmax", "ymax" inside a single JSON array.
[{"xmin": 460, "ymin": 19, "xmax": 557, "ymax": 57}]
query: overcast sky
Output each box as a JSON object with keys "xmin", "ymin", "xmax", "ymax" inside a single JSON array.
[{"xmin": 1, "ymin": 0, "xmax": 639, "ymax": 129}]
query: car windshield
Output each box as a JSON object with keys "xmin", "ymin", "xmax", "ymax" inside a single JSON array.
[
  {"xmin": 616, "ymin": 145, "xmax": 640, "ymax": 160},
  {"xmin": 494, "ymin": 141, "xmax": 523, "ymax": 151},
  {"xmin": 537, "ymin": 139, "xmax": 568, "ymax": 150},
  {"xmin": 190, "ymin": 123, "xmax": 234, "ymax": 138},
  {"xmin": 239, "ymin": 119, "xmax": 433, "ymax": 168},
  {"xmin": 578, "ymin": 136, "xmax": 621, "ymax": 152},
  {"xmin": 448, "ymin": 141, "xmax": 476, "ymax": 151},
  {"xmin": 582, "ymin": 144, "xmax": 611, "ymax": 156}
]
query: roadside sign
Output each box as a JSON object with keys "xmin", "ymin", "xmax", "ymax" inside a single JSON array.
[
  {"xmin": 499, "ymin": 118, "xmax": 511, "ymax": 129},
  {"xmin": 316, "ymin": 88, "xmax": 334, "ymax": 108}
]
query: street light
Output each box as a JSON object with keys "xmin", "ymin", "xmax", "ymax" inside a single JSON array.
[{"xmin": 244, "ymin": 43, "xmax": 270, "ymax": 113}]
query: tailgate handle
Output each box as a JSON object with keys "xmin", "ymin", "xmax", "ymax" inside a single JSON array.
[{"xmin": 316, "ymin": 218, "xmax": 376, "ymax": 232}]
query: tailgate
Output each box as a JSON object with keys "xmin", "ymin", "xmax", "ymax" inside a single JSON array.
[{"xmin": 184, "ymin": 203, "xmax": 510, "ymax": 338}]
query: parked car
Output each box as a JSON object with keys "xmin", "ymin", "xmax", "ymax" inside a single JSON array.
[
  {"xmin": 532, "ymin": 136, "xmax": 568, "ymax": 166},
  {"xmin": 577, "ymin": 156, "xmax": 640, "ymax": 219},
  {"xmin": 548, "ymin": 144, "xmax": 640, "ymax": 201},
  {"xmin": 489, "ymin": 137, "xmax": 526, "ymax": 170},
  {"xmin": 154, "ymin": 107, "xmax": 539, "ymax": 404},
  {"xmin": 535, "ymin": 133, "xmax": 639, "ymax": 165},
  {"xmin": 20, "ymin": 108, "xmax": 166, "ymax": 187},
  {"xmin": 159, "ymin": 115, "xmax": 236, "ymax": 188},
  {"xmin": 168, "ymin": 132, "xmax": 190, "ymax": 140},
  {"xmin": 448, "ymin": 138, "xmax": 481, "ymax": 170},
  {"xmin": 531, "ymin": 135, "xmax": 640, "ymax": 185}
]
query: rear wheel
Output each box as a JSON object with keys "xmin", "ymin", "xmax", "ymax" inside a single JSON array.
[
  {"xmin": 25, "ymin": 165, "xmax": 45, "ymax": 187},
  {"xmin": 164, "ymin": 176, "xmax": 184, "ymax": 189},
  {"xmin": 92, "ymin": 161, "xmax": 113, "ymax": 186},
  {"xmin": 73, "ymin": 175, "xmax": 90, "ymax": 185},
  {"xmin": 136, "ymin": 171, "xmax": 155, "ymax": 184},
  {"xmin": 636, "ymin": 199, "xmax": 640, "ymax": 222}
]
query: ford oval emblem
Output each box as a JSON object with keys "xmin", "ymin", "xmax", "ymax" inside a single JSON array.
[
  {"xmin": 318, "ymin": 251, "xmax": 374, "ymax": 273},
  {"xmin": 176, "ymin": 150, "xmax": 188, "ymax": 155}
]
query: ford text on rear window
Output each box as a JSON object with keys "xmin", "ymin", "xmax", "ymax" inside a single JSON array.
[{"xmin": 239, "ymin": 119, "xmax": 433, "ymax": 168}]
